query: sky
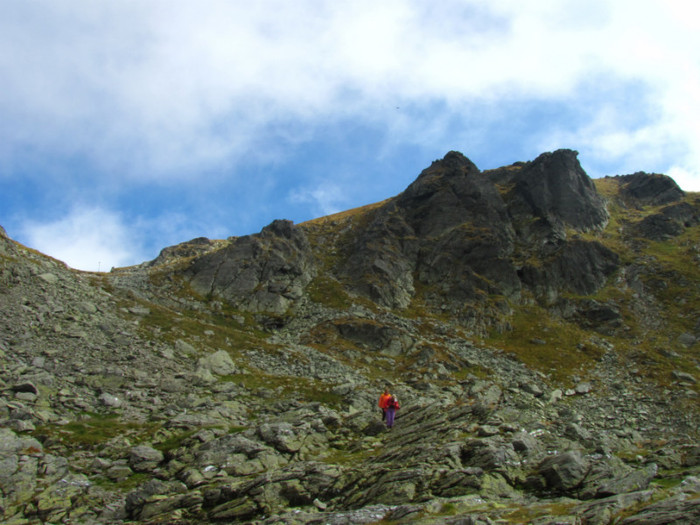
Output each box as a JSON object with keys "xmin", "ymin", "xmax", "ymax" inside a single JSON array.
[{"xmin": 1, "ymin": 0, "xmax": 699, "ymax": 272}]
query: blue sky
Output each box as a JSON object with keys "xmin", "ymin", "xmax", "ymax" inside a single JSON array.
[{"xmin": 2, "ymin": 0, "xmax": 699, "ymax": 271}]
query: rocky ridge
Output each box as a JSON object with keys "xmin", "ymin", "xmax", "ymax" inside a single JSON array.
[{"xmin": 1, "ymin": 149, "xmax": 699, "ymax": 524}]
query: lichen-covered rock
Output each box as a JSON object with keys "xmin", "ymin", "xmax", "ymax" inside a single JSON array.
[
  {"xmin": 129, "ymin": 445, "xmax": 164, "ymax": 473},
  {"xmin": 533, "ymin": 450, "xmax": 589, "ymax": 494},
  {"xmin": 197, "ymin": 349, "xmax": 237, "ymax": 376}
]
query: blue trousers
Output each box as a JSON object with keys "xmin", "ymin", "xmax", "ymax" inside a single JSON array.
[{"xmin": 386, "ymin": 407, "xmax": 396, "ymax": 427}]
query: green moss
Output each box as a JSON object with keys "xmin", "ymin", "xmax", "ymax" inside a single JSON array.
[
  {"xmin": 93, "ymin": 472, "xmax": 150, "ymax": 491},
  {"xmin": 34, "ymin": 413, "xmax": 159, "ymax": 451},
  {"xmin": 486, "ymin": 306, "xmax": 604, "ymax": 383},
  {"xmin": 307, "ymin": 275, "xmax": 353, "ymax": 309},
  {"xmin": 153, "ymin": 428, "xmax": 200, "ymax": 452},
  {"xmin": 501, "ymin": 501, "xmax": 578, "ymax": 523}
]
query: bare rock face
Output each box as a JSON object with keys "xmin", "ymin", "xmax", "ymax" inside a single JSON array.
[
  {"xmin": 338, "ymin": 149, "xmax": 616, "ymax": 315},
  {"xmin": 158, "ymin": 149, "xmax": 620, "ymax": 322},
  {"xmin": 397, "ymin": 151, "xmax": 511, "ymax": 240},
  {"xmin": 633, "ymin": 201, "xmax": 700, "ymax": 241},
  {"xmin": 149, "ymin": 236, "xmax": 221, "ymax": 267},
  {"xmin": 614, "ymin": 171, "xmax": 685, "ymax": 207},
  {"xmin": 186, "ymin": 219, "xmax": 315, "ymax": 314},
  {"xmin": 339, "ymin": 151, "xmax": 517, "ymax": 310},
  {"xmin": 518, "ymin": 240, "xmax": 620, "ymax": 302},
  {"xmin": 492, "ymin": 149, "xmax": 609, "ymax": 234}
]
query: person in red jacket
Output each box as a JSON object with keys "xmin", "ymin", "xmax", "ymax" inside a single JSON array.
[
  {"xmin": 385, "ymin": 395, "xmax": 399, "ymax": 428},
  {"xmin": 378, "ymin": 388, "xmax": 392, "ymax": 421}
]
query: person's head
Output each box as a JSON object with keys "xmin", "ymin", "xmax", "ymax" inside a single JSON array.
[{"xmin": 384, "ymin": 387, "xmax": 390, "ymax": 394}]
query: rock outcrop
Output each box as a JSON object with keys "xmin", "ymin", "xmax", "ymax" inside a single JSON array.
[
  {"xmin": 612, "ymin": 172, "xmax": 685, "ymax": 207},
  {"xmin": 337, "ymin": 149, "xmax": 617, "ymax": 324},
  {"xmin": 187, "ymin": 219, "xmax": 315, "ymax": 314}
]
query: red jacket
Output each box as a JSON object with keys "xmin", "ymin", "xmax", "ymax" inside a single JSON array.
[{"xmin": 379, "ymin": 393, "xmax": 392, "ymax": 409}]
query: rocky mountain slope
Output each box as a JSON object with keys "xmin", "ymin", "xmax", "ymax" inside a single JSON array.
[{"xmin": 1, "ymin": 149, "xmax": 699, "ymax": 524}]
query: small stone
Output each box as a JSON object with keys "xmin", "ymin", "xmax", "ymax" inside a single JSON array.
[
  {"xmin": 9, "ymin": 419, "xmax": 36, "ymax": 432},
  {"xmin": 549, "ymin": 389, "xmax": 563, "ymax": 403},
  {"xmin": 99, "ymin": 393, "xmax": 122, "ymax": 408},
  {"xmin": 38, "ymin": 273, "xmax": 59, "ymax": 284},
  {"xmin": 575, "ymin": 382, "xmax": 592, "ymax": 394},
  {"xmin": 477, "ymin": 425, "xmax": 500, "ymax": 437},
  {"xmin": 128, "ymin": 305, "xmax": 151, "ymax": 316},
  {"xmin": 521, "ymin": 382, "xmax": 544, "ymax": 397},
  {"xmin": 106, "ymin": 465, "xmax": 134, "ymax": 481}
]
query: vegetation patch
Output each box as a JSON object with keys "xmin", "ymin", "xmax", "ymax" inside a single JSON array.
[
  {"xmin": 487, "ymin": 306, "xmax": 603, "ymax": 384},
  {"xmin": 321, "ymin": 443, "xmax": 381, "ymax": 466},
  {"xmin": 501, "ymin": 500, "xmax": 578, "ymax": 523},
  {"xmin": 307, "ymin": 275, "xmax": 353, "ymax": 310},
  {"xmin": 93, "ymin": 472, "xmax": 150, "ymax": 492},
  {"xmin": 34, "ymin": 413, "xmax": 158, "ymax": 451},
  {"xmin": 223, "ymin": 372, "xmax": 344, "ymax": 407}
]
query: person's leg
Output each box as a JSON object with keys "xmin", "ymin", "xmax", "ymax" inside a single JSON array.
[{"xmin": 386, "ymin": 408, "xmax": 395, "ymax": 427}]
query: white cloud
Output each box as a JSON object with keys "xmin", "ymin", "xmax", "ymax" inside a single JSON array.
[
  {"xmin": 1, "ymin": 0, "xmax": 699, "ymax": 187},
  {"xmin": 289, "ymin": 184, "xmax": 344, "ymax": 217},
  {"xmin": 668, "ymin": 166, "xmax": 700, "ymax": 193},
  {"xmin": 19, "ymin": 207, "xmax": 142, "ymax": 272},
  {"xmin": 16, "ymin": 205, "xmax": 233, "ymax": 272}
]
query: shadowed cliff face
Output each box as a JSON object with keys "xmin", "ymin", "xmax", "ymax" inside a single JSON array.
[
  {"xmin": 492, "ymin": 149, "xmax": 609, "ymax": 234},
  {"xmin": 187, "ymin": 219, "xmax": 315, "ymax": 314},
  {"xmin": 336, "ymin": 149, "xmax": 616, "ymax": 316}
]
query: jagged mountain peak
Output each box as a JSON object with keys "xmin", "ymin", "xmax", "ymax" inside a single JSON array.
[
  {"xmin": 429, "ymin": 149, "xmax": 481, "ymax": 172},
  {"xmin": 488, "ymin": 148, "xmax": 608, "ymax": 232}
]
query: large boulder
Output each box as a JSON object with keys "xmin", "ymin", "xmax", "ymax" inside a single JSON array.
[
  {"xmin": 532, "ymin": 450, "xmax": 589, "ymax": 494},
  {"xmin": 129, "ymin": 445, "xmax": 164, "ymax": 473},
  {"xmin": 197, "ymin": 349, "xmax": 237, "ymax": 376}
]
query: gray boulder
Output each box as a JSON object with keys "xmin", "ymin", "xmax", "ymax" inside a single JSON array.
[
  {"xmin": 534, "ymin": 450, "xmax": 589, "ymax": 493},
  {"xmin": 197, "ymin": 349, "xmax": 237, "ymax": 376},
  {"xmin": 129, "ymin": 445, "xmax": 164, "ymax": 473}
]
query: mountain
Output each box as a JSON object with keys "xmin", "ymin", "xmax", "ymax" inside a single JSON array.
[{"xmin": 1, "ymin": 150, "xmax": 698, "ymax": 524}]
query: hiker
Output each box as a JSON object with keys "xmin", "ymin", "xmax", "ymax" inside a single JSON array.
[
  {"xmin": 378, "ymin": 387, "xmax": 392, "ymax": 421},
  {"xmin": 385, "ymin": 395, "xmax": 400, "ymax": 428}
]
